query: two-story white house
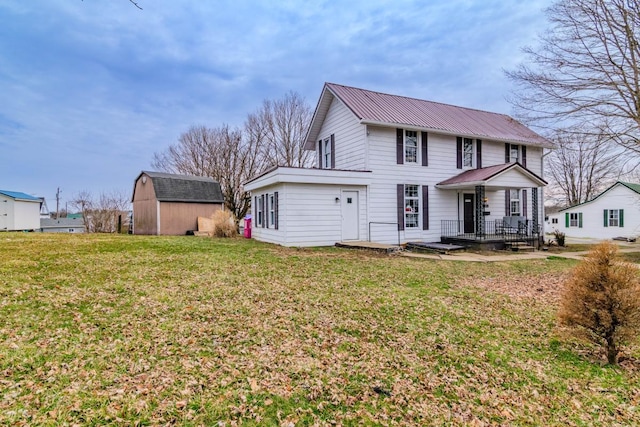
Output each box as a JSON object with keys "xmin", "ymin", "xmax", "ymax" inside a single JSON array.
[{"xmin": 244, "ymin": 83, "xmax": 552, "ymax": 248}]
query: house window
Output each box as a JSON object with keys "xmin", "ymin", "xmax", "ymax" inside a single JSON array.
[
  {"xmin": 510, "ymin": 189, "xmax": 520, "ymax": 216},
  {"xmin": 404, "ymin": 184, "xmax": 419, "ymax": 228},
  {"xmin": 552, "ymin": 218, "xmax": 558, "ymax": 224},
  {"xmin": 269, "ymin": 194, "xmax": 275, "ymax": 227},
  {"xmin": 405, "ymin": 130, "xmax": 418, "ymax": 163},
  {"xmin": 569, "ymin": 213, "xmax": 579, "ymax": 227},
  {"xmin": 256, "ymin": 195, "xmax": 263, "ymax": 226},
  {"xmin": 323, "ymin": 138, "xmax": 331, "ymax": 169},
  {"xmin": 463, "ymin": 138, "xmax": 473, "ymax": 168},
  {"xmin": 609, "ymin": 209, "xmax": 619, "ymax": 227},
  {"xmin": 510, "ymin": 144, "xmax": 519, "ymax": 163}
]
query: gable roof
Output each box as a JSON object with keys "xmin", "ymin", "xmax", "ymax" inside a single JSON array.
[
  {"xmin": 134, "ymin": 171, "xmax": 224, "ymax": 203},
  {"xmin": 305, "ymin": 83, "xmax": 553, "ymax": 149},
  {"xmin": 0, "ymin": 190, "xmax": 41, "ymax": 202},
  {"xmin": 559, "ymin": 181, "xmax": 640, "ymax": 212},
  {"xmin": 436, "ymin": 162, "xmax": 547, "ymax": 189}
]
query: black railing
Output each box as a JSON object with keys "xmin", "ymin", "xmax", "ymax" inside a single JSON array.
[{"xmin": 441, "ymin": 219, "xmax": 541, "ymax": 245}]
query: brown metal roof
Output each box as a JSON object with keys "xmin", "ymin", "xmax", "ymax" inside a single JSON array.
[
  {"xmin": 436, "ymin": 163, "xmax": 547, "ymax": 187},
  {"xmin": 306, "ymin": 83, "xmax": 552, "ymax": 147}
]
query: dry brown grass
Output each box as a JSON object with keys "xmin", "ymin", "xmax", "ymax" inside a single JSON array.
[{"xmin": 212, "ymin": 209, "xmax": 237, "ymax": 238}]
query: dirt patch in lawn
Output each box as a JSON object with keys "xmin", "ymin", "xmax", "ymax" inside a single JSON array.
[{"xmin": 464, "ymin": 271, "xmax": 569, "ymax": 306}]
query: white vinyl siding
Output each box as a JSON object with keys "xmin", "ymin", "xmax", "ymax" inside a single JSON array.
[
  {"xmin": 318, "ymin": 97, "xmax": 364, "ymax": 170},
  {"xmin": 550, "ymin": 184, "xmax": 638, "ymax": 239},
  {"xmin": 248, "ymin": 122, "xmax": 546, "ymax": 246},
  {"xmin": 249, "ymin": 183, "xmax": 367, "ymax": 247}
]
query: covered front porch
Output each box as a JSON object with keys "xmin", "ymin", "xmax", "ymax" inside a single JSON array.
[{"xmin": 436, "ymin": 163, "xmax": 547, "ymax": 250}]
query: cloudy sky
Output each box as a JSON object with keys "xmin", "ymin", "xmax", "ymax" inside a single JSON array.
[{"xmin": 0, "ymin": 0, "xmax": 552, "ymax": 210}]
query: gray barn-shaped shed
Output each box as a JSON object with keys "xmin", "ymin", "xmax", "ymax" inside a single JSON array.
[{"xmin": 132, "ymin": 171, "xmax": 224, "ymax": 235}]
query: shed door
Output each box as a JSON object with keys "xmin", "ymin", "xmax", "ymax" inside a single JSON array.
[
  {"xmin": 341, "ymin": 190, "xmax": 359, "ymax": 241},
  {"xmin": 0, "ymin": 200, "xmax": 7, "ymax": 231}
]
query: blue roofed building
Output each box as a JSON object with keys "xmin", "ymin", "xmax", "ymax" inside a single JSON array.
[{"xmin": 0, "ymin": 190, "xmax": 42, "ymax": 231}]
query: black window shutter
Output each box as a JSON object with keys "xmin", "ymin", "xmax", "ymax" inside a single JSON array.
[
  {"xmin": 456, "ymin": 137, "xmax": 462, "ymax": 169},
  {"xmin": 476, "ymin": 139, "xmax": 482, "ymax": 169},
  {"xmin": 274, "ymin": 192, "xmax": 279, "ymax": 230},
  {"xmin": 262, "ymin": 195, "xmax": 266, "ymax": 228},
  {"xmin": 505, "ymin": 143, "xmax": 510, "ymax": 163},
  {"xmin": 521, "ymin": 146, "xmax": 527, "ymax": 168},
  {"xmin": 421, "ymin": 131, "xmax": 428, "ymax": 166},
  {"xmin": 522, "ymin": 189, "xmax": 528, "ymax": 218},
  {"xmin": 422, "ymin": 185, "xmax": 429, "ymax": 230},
  {"xmin": 396, "ymin": 129, "xmax": 404, "ymax": 165},
  {"xmin": 620, "ymin": 209, "xmax": 624, "ymax": 227},
  {"xmin": 397, "ymin": 184, "xmax": 405, "ymax": 231},
  {"xmin": 318, "ymin": 140, "xmax": 323, "ymax": 168},
  {"xmin": 505, "ymin": 190, "xmax": 511, "ymax": 216},
  {"xmin": 330, "ymin": 134, "xmax": 335, "ymax": 169},
  {"xmin": 604, "ymin": 209, "xmax": 609, "ymax": 227}
]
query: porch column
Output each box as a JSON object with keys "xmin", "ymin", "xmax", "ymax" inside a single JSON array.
[
  {"xmin": 531, "ymin": 187, "xmax": 539, "ymax": 233},
  {"xmin": 475, "ymin": 185, "xmax": 485, "ymax": 237}
]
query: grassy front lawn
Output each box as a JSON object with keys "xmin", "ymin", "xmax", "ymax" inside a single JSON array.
[{"xmin": 1, "ymin": 233, "xmax": 638, "ymax": 425}]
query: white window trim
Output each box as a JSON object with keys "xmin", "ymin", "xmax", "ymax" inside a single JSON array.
[
  {"xmin": 269, "ymin": 194, "xmax": 275, "ymax": 227},
  {"xmin": 510, "ymin": 144, "xmax": 520, "ymax": 163},
  {"xmin": 323, "ymin": 137, "xmax": 331, "ymax": 169},
  {"xmin": 609, "ymin": 209, "xmax": 619, "ymax": 227},
  {"xmin": 256, "ymin": 196, "xmax": 263, "ymax": 226},
  {"xmin": 463, "ymin": 138, "xmax": 474, "ymax": 169},
  {"xmin": 569, "ymin": 212, "xmax": 579, "ymax": 227},
  {"xmin": 510, "ymin": 189, "xmax": 520, "ymax": 216},
  {"xmin": 404, "ymin": 130, "xmax": 418, "ymax": 164},
  {"xmin": 404, "ymin": 184, "xmax": 420, "ymax": 229}
]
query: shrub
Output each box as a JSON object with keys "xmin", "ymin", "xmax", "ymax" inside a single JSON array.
[
  {"xmin": 553, "ymin": 229, "xmax": 566, "ymax": 247},
  {"xmin": 558, "ymin": 241, "xmax": 640, "ymax": 364},
  {"xmin": 212, "ymin": 210, "xmax": 237, "ymax": 238}
]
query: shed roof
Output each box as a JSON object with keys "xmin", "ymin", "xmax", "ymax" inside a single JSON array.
[
  {"xmin": 135, "ymin": 171, "xmax": 224, "ymax": 203},
  {"xmin": 559, "ymin": 181, "xmax": 640, "ymax": 211},
  {"xmin": 0, "ymin": 190, "xmax": 41, "ymax": 202},
  {"xmin": 305, "ymin": 83, "xmax": 553, "ymax": 149}
]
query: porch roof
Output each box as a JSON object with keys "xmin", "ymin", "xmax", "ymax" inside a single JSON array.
[{"xmin": 435, "ymin": 163, "xmax": 547, "ymax": 190}]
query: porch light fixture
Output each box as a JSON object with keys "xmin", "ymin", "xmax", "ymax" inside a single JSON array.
[{"xmin": 335, "ymin": 197, "xmax": 340, "ymax": 203}]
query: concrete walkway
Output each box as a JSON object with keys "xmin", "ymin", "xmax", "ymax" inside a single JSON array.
[
  {"xmin": 337, "ymin": 239, "xmax": 639, "ymax": 262},
  {"xmin": 400, "ymin": 247, "xmax": 640, "ymax": 263}
]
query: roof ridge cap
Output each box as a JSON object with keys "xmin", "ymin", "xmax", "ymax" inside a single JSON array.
[{"xmin": 325, "ymin": 82, "xmax": 513, "ymax": 118}]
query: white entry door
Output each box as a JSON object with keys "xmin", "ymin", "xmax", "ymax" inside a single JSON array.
[{"xmin": 341, "ymin": 190, "xmax": 359, "ymax": 241}]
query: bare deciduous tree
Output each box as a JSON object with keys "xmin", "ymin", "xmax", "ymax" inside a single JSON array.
[
  {"xmin": 546, "ymin": 129, "xmax": 622, "ymax": 206},
  {"xmin": 152, "ymin": 124, "xmax": 264, "ymax": 222},
  {"xmin": 71, "ymin": 190, "xmax": 130, "ymax": 233},
  {"xmin": 507, "ymin": 0, "xmax": 640, "ymax": 151},
  {"xmin": 247, "ymin": 91, "xmax": 314, "ymax": 168}
]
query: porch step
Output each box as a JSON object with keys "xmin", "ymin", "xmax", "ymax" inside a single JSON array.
[
  {"xmin": 406, "ymin": 242, "xmax": 466, "ymax": 255},
  {"xmin": 507, "ymin": 241, "xmax": 536, "ymax": 252}
]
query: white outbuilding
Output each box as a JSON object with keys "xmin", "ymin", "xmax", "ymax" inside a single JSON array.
[
  {"xmin": 547, "ymin": 181, "xmax": 640, "ymax": 240},
  {"xmin": 0, "ymin": 190, "xmax": 42, "ymax": 231}
]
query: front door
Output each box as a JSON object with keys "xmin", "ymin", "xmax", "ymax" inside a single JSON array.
[
  {"xmin": 463, "ymin": 193, "xmax": 474, "ymax": 234},
  {"xmin": 341, "ymin": 190, "xmax": 359, "ymax": 241}
]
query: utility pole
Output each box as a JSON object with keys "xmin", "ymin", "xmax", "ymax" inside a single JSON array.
[{"xmin": 55, "ymin": 187, "xmax": 61, "ymax": 219}]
